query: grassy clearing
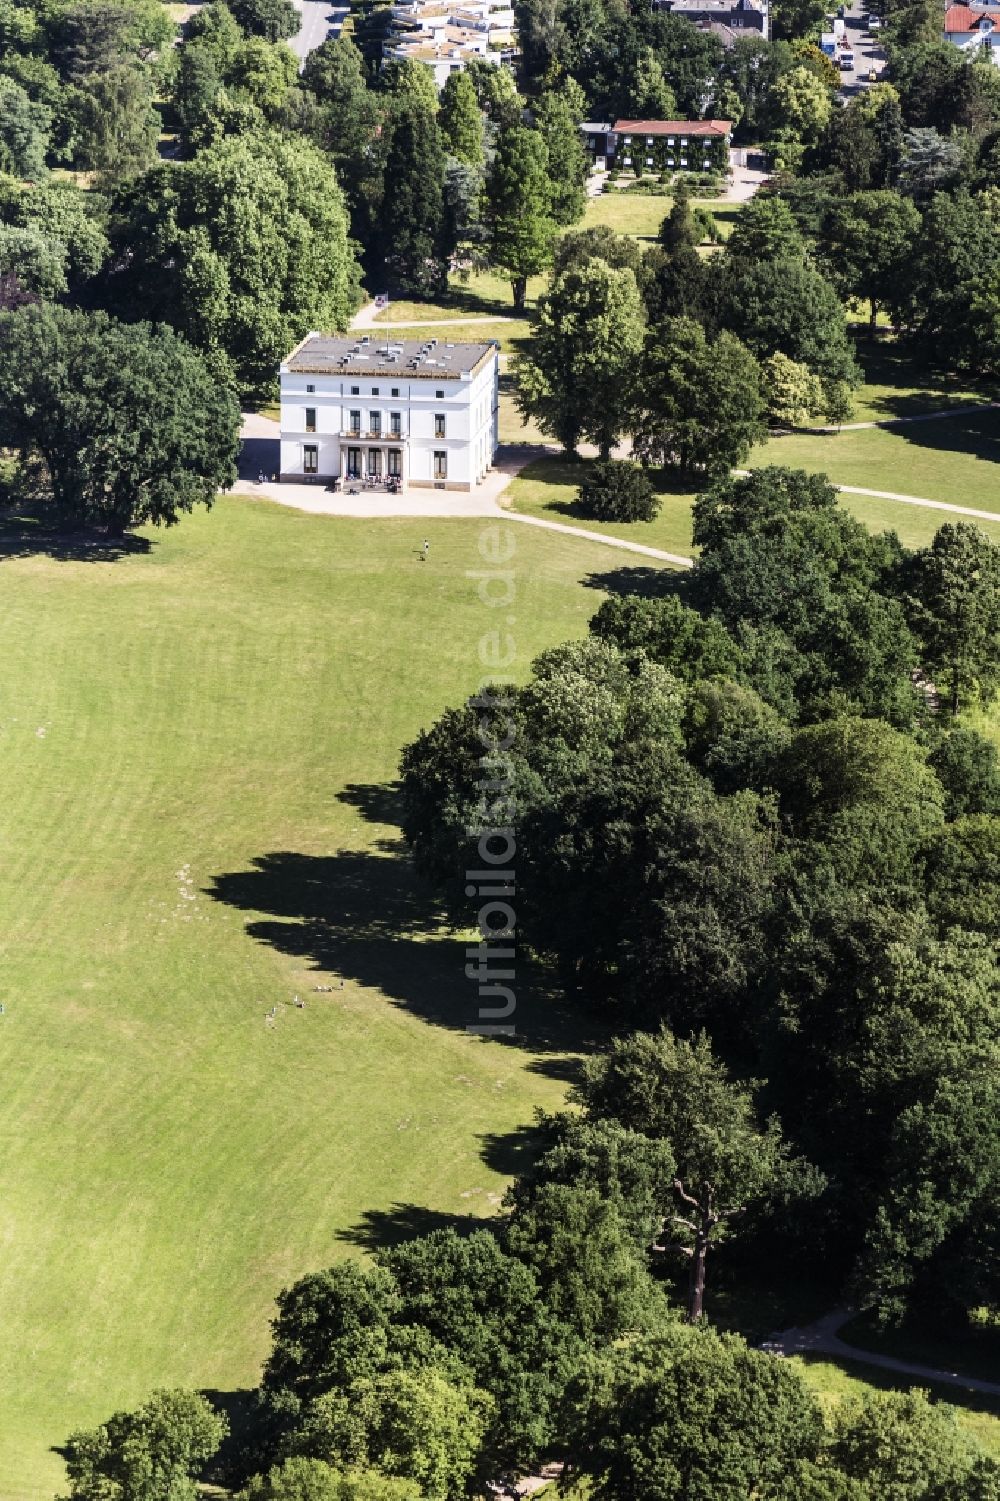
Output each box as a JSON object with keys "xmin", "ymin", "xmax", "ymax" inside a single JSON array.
[
  {"xmin": 793, "ymin": 1355, "xmax": 1000, "ymax": 1460},
  {"xmin": 581, "ymin": 191, "xmax": 739, "ymax": 241},
  {"xmin": 0, "ymin": 496, "xmax": 646, "ymax": 1499},
  {"xmin": 751, "ymin": 406, "xmax": 1000, "ymax": 513},
  {"xmin": 372, "ymin": 270, "xmax": 545, "ymax": 324},
  {"xmin": 504, "ymin": 456, "xmax": 697, "ymax": 563},
  {"xmin": 379, "ymin": 321, "xmax": 533, "ymax": 356},
  {"xmin": 838, "ymin": 492, "xmax": 1000, "ymax": 549}
]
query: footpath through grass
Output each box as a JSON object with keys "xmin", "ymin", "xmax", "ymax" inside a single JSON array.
[
  {"xmin": 0, "ymin": 496, "xmax": 649, "ymax": 1499},
  {"xmin": 504, "ymin": 456, "xmax": 697, "ymax": 564},
  {"xmin": 750, "ymin": 408, "xmax": 1000, "ymax": 520}
]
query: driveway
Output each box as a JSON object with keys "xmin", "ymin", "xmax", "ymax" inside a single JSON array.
[{"xmin": 288, "ymin": 0, "xmax": 348, "ymax": 64}]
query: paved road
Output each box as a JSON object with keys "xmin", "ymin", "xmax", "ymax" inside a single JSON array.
[
  {"xmin": 836, "ymin": 0, "xmax": 888, "ymax": 98},
  {"xmin": 288, "ymin": 0, "xmax": 349, "ymax": 64}
]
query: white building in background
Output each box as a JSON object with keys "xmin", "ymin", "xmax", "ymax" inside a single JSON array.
[
  {"xmin": 279, "ymin": 332, "xmax": 500, "ymax": 492},
  {"xmin": 384, "ymin": 0, "xmax": 515, "ymax": 85}
]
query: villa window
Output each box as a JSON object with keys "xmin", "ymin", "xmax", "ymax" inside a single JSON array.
[
  {"xmin": 369, "ymin": 411, "xmax": 382, "ymax": 436},
  {"xmin": 390, "ymin": 412, "xmax": 402, "ymax": 436},
  {"xmin": 391, "ymin": 387, "xmax": 400, "ymax": 397},
  {"xmin": 305, "ymin": 407, "xmax": 316, "ymax": 433},
  {"xmin": 434, "ymin": 413, "xmax": 446, "ymax": 438},
  {"xmin": 306, "ymin": 384, "xmax": 315, "ymax": 393},
  {"xmin": 349, "ymin": 409, "xmax": 361, "ymax": 434},
  {"xmin": 388, "ymin": 448, "xmax": 402, "ymax": 477},
  {"xmin": 434, "ymin": 450, "xmax": 448, "ymax": 479},
  {"xmin": 350, "ymin": 385, "xmax": 360, "ymax": 395},
  {"xmin": 371, "ymin": 387, "xmax": 380, "ymax": 395},
  {"xmin": 435, "ymin": 389, "xmax": 445, "ymax": 398},
  {"xmin": 303, "ymin": 444, "xmax": 318, "ymax": 474}
]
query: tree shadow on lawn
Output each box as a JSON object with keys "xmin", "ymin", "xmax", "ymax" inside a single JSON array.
[
  {"xmin": 853, "ymin": 338, "xmax": 998, "ymax": 422},
  {"xmin": 581, "ymin": 565, "xmax": 684, "ymax": 598},
  {"xmin": 887, "ymin": 405, "xmax": 1000, "ymax": 473},
  {"xmin": 205, "ymin": 843, "xmax": 586, "ymax": 1055},
  {"xmin": 0, "ymin": 505, "xmax": 154, "ymax": 563},
  {"xmin": 335, "ymin": 1202, "xmax": 484, "ymax": 1252}
]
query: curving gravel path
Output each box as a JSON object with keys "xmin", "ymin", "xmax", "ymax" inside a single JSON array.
[{"xmin": 769, "ymin": 1308, "xmax": 1000, "ymax": 1398}]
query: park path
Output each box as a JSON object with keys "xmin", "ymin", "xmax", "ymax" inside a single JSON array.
[
  {"xmin": 503, "ymin": 509, "xmax": 692, "ymax": 567},
  {"xmin": 350, "ymin": 302, "xmax": 516, "ymax": 331},
  {"xmin": 809, "ymin": 400, "xmax": 1000, "ymax": 434},
  {"xmin": 770, "ymin": 1309, "xmax": 1000, "ymax": 1398},
  {"xmin": 830, "ymin": 482, "xmax": 1000, "ymax": 525}
]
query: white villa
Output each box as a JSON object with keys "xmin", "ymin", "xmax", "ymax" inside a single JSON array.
[
  {"xmin": 279, "ymin": 332, "xmax": 500, "ymax": 492},
  {"xmin": 384, "ymin": 0, "xmax": 515, "ymax": 85}
]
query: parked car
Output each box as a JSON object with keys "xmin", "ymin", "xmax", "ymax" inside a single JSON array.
[
  {"xmin": 838, "ymin": 51, "xmax": 854, "ymax": 68},
  {"xmin": 868, "ymin": 66, "xmax": 877, "ymax": 80},
  {"xmin": 868, "ymin": 13, "xmax": 882, "ymax": 27}
]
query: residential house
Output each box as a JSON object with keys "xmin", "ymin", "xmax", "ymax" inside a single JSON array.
[
  {"xmin": 943, "ymin": 1, "xmax": 1000, "ymax": 61},
  {"xmin": 581, "ymin": 119, "xmax": 733, "ymax": 174},
  {"xmin": 279, "ymin": 333, "xmax": 500, "ymax": 492},
  {"xmin": 653, "ymin": 0, "xmax": 769, "ymax": 39}
]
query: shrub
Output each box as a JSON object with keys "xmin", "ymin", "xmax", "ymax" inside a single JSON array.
[{"xmin": 577, "ymin": 461, "xmax": 660, "ymax": 523}]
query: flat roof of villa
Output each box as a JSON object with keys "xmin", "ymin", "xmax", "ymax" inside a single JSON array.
[{"xmin": 283, "ymin": 333, "xmax": 497, "ymax": 379}]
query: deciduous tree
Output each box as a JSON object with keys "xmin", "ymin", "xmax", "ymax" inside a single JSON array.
[
  {"xmin": 513, "ymin": 260, "xmax": 645, "ymax": 455},
  {"xmin": 62, "ymin": 1389, "xmax": 226, "ymax": 1501},
  {"xmin": 635, "ymin": 316, "xmax": 765, "ymax": 479},
  {"xmin": 905, "ymin": 523, "xmax": 1000, "ymax": 714},
  {"xmin": 0, "ymin": 304, "xmax": 240, "ymax": 532}
]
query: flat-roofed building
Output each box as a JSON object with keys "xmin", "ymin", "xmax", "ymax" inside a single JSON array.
[{"xmin": 279, "ymin": 332, "xmax": 500, "ymax": 492}]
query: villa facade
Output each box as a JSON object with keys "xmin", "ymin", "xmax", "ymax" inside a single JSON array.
[{"xmin": 279, "ymin": 333, "xmax": 500, "ymax": 492}]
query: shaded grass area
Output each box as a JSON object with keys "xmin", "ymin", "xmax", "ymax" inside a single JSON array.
[
  {"xmin": 0, "ymin": 496, "xmax": 627, "ymax": 1498},
  {"xmin": 503, "ymin": 455, "xmax": 697, "ymax": 563},
  {"xmin": 373, "ymin": 269, "xmax": 546, "ymax": 323},
  {"xmin": 850, "ymin": 338, "xmax": 998, "ymax": 424},
  {"xmin": 839, "ymin": 1312, "xmax": 1000, "ymax": 1388}
]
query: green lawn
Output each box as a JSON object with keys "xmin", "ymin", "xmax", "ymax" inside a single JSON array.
[
  {"xmin": 581, "ymin": 191, "xmax": 738, "ymax": 242},
  {"xmin": 504, "ymin": 456, "xmax": 697, "ymax": 562},
  {"xmin": 499, "ymin": 449, "xmax": 1000, "ymax": 561},
  {"xmin": 378, "ymin": 321, "xmax": 533, "ymax": 356},
  {"xmin": 752, "ymin": 406, "xmax": 1000, "ymax": 515},
  {"xmin": 0, "ymin": 496, "xmax": 658, "ymax": 1499},
  {"xmin": 372, "ymin": 270, "xmax": 545, "ymax": 324},
  {"xmin": 792, "ymin": 1356, "xmax": 1000, "ymax": 1461}
]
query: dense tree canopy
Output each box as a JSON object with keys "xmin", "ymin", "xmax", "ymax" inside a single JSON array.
[
  {"xmin": 109, "ymin": 130, "xmax": 362, "ymax": 390},
  {"xmin": 0, "ymin": 303, "xmax": 240, "ymax": 530}
]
